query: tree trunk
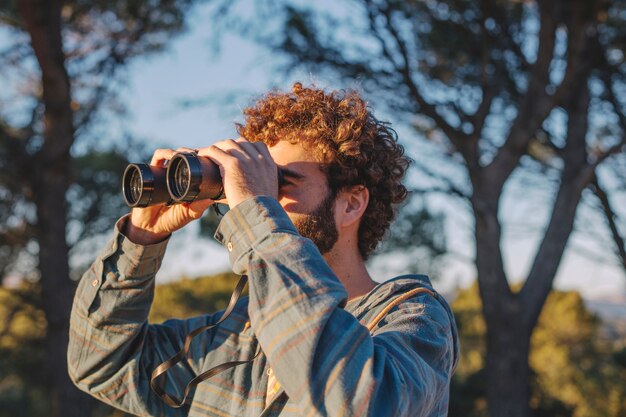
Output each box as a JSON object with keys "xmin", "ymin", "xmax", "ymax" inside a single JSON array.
[
  {"xmin": 485, "ymin": 304, "xmax": 532, "ymax": 417},
  {"xmin": 35, "ymin": 174, "xmax": 95, "ymax": 417},
  {"xmin": 18, "ymin": 1, "xmax": 94, "ymax": 416},
  {"xmin": 472, "ymin": 183, "xmax": 532, "ymax": 417}
]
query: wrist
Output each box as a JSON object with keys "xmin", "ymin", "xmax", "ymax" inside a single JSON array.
[{"xmin": 123, "ymin": 218, "xmax": 171, "ymax": 246}]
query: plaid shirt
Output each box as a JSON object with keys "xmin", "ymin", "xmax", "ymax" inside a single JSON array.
[{"xmin": 68, "ymin": 196, "xmax": 459, "ymax": 417}]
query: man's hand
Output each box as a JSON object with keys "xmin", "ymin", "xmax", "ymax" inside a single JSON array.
[
  {"xmin": 197, "ymin": 138, "xmax": 278, "ymax": 209},
  {"xmin": 125, "ymin": 139, "xmax": 277, "ymax": 245},
  {"xmin": 126, "ymin": 148, "xmax": 214, "ymax": 245}
]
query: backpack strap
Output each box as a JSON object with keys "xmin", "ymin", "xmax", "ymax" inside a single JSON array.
[{"xmin": 365, "ymin": 287, "xmax": 436, "ymax": 332}]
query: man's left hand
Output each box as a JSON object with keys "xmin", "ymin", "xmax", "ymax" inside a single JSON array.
[{"xmin": 197, "ymin": 138, "xmax": 279, "ymax": 209}]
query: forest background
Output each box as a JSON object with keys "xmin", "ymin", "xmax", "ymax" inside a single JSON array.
[{"xmin": 0, "ymin": 1, "xmax": 625, "ymax": 417}]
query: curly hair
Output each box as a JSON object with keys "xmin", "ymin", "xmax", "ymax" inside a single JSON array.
[{"xmin": 237, "ymin": 82, "xmax": 410, "ymax": 259}]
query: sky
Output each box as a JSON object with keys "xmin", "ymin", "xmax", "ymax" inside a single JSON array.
[{"xmin": 105, "ymin": 4, "xmax": 625, "ymax": 300}]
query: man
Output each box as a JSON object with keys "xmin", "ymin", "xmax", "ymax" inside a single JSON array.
[{"xmin": 68, "ymin": 82, "xmax": 459, "ymax": 416}]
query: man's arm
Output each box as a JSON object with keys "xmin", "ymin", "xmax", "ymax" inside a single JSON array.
[
  {"xmin": 68, "ymin": 216, "xmax": 218, "ymax": 417},
  {"xmin": 216, "ymin": 196, "xmax": 458, "ymax": 417}
]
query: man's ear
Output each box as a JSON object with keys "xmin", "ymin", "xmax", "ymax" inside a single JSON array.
[{"xmin": 336, "ymin": 185, "xmax": 369, "ymax": 228}]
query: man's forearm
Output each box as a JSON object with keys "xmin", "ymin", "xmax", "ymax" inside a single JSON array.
[{"xmin": 67, "ymin": 216, "xmax": 185, "ymax": 417}]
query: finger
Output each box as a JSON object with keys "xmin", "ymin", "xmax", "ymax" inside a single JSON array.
[
  {"xmin": 238, "ymin": 140, "xmax": 264, "ymax": 161},
  {"xmin": 197, "ymin": 139, "xmax": 247, "ymax": 156},
  {"xmin": 200, "ymin": 143, "xmax": 235, "ymax": 169},
  {"xmin": 186, "ymin": 198, "xmax": 214, "ymax": 219},
  {"xmin": 197, "ymin": 140, "xmax": 231, "ymax": 155},
  {"xmin": 251, "ymin": 141, "xmax": 273, "ymax": 161},
  {"xmin": 194, "ymin": 145, "xmax": 212, "ymax": 157},
  {"xmin": 234, "ymin": 137, "xmax": 270, "ymax": 162},
  {"xmin": 150, "ymin": 148, "xmax": 176, "ymax": 166},
  {"xmin": 195, "ymin": 138, "xmax": 232, "ymax": 156},
  {"xmin": 175, "ymin": 147, "xmax": 197, "ymax": 154},
  {"xmin": 206, "ymin": 140, "xmax": 251, "ymax": 164}
]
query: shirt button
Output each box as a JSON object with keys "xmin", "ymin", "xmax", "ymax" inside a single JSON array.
[
  {"xmin": 91, "ymin": 279, "xmax": 99, "ymax": 287},
  {"xmin": 267, "ymin": 368, "xmax": 273, "ymax": 376},
  {"xmin": 227, "ymin": 241, "xmax": 233, "ymax": 252}
]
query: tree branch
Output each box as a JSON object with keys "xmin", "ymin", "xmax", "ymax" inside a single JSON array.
[
  {"xmin": 409, "ymin": 185, "xmax": 471, "ymax": 202},
  {"xmin": 366, "ymin": 0, "xmax": 477, "ymax": 165},
  {"xmin": 590, "ymin": 178, "xmax": 626, "ymax": 272},
  {"xmin": 592, "ymin": 71, "xmax": 626, "ymax": 167},
  {"xmin": 483, "ymin": 2, "xmax": 558, "ymax": 187},
  {"xmin": 520, "ymin": 79, "xmax": 592, "ymax": 328},
  {"xmin": 485, "ymin": 2, "xmax": 596, "ymax": 194},
  {"xmin": 490, "ymin": 5, "xmax": 530, "ymax": 71},
  {"xmin": 409, "ymin": 156, "xmax": 472, "ymax": 200}
]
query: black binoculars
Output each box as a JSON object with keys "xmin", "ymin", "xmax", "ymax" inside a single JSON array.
[{"xmin": 122, "ymin": 152, "xmax": 283, "ymax": 208}]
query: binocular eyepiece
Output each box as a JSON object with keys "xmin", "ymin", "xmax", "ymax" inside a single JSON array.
[{"xmin": 122, "ymin": 152, "xmax": 283, "ymax": 208}]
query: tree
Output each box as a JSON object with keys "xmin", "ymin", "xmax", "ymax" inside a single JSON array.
[
  {"xmin": 208, "ymin": 0, "xmax": 626, "ymax": 415},
  {"xmin": 0, "ymin": 1, "xmax": 196, "ymax": 416},
  {"xmin": 367, "ymin": 194, "xmax": 448, "ymax": 278},
  {"xmin": 451, "ymin": 283, "xmax": 626, "ymax": 417}
]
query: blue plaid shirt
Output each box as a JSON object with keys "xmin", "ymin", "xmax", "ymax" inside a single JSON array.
[{"xmin": 68, "ymin": 196, "xmax": 459, "ymax": 416}]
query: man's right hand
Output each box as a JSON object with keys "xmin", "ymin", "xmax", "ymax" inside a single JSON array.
[{"xmin": 125, "ymin": 148, "xmax": 215, "ymax": 246}]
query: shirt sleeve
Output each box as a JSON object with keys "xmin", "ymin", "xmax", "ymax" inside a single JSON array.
[
  {"xmin": 215, "ymin": 196, "xmax": 457, "ymax": 417},
  {"xmin": 67, "ymin": 215, "xmax": 219, "ymax": 417}
]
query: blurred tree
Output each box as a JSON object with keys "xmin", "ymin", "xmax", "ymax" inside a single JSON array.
[
  {"xmin": 0, "ymin": 283, "xmax": 47, "ymax": 417},
  {"xmin": 367, "ymin": 194, "xmax": 448, "ymax": 278},
  {"xmin": 149, "ymin": 271, "xmax": 244, "ymax": 323},
  {"xmin": 450, "ymin": 283, "xmax": 626, "ymax": 417},
  {"xmin": 208, "ymin": 0, "xmax": 626, "ymax": 415},
  {"xmin": 0, "ymin": 1, "xmax": 196, "ymax": 416}
]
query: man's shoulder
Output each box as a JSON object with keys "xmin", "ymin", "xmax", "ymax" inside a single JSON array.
[
  {"xmin": 351, "ymin": 274, "xmax": 436, "ymax": 313},
  {"xmin": 352, "ymin": 274, "xmax": 459, "ymax": 370},
  {"xmin": 347, "ymin": 273, "xmax": 457, "ymax": 338}
]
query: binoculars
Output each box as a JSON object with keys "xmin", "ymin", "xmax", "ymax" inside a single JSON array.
[{"xmin": 122, "ymin": 152, "xmax": 283, "ymax": 208}]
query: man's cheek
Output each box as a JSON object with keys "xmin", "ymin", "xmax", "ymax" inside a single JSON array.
[{"xmin": 280, "ymin": 199, "xmax": 310, "ymax": 216}]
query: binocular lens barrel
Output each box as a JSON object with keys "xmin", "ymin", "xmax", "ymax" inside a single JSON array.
[
  {"xmin": 128, "ymin": 169, "xmax": 143, "ymax": 203},
  {"xmin": 122, "ymin": 152, "xmax": 283, "ymax": 208},
  {"xmin": 172, "ymin": 161, "xmax": 190, "ymax": 198},
  {"xmin": 122, "ymin": 163, "xmax": 170, "ymax": 207},
  {"xmin": 166, "ymin": 152, "xmax": 224, "ymax": 203}
]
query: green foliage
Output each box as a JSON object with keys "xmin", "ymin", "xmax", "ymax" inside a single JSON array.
[
  {"xmin": 149, "ymin": 272, "xmax": 245, "ymax": 323},
  {"xmin": 450, "ymin": 283, "xmax": 626, "ymax": 417},
  {"xmin": 0, "ymin": 283, "xmax": 47, "ymax": 417}
]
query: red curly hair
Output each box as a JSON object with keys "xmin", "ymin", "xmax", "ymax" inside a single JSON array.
[{"xmin": 237, "ymin": 82, "xmax": 410, "ymax": 259}]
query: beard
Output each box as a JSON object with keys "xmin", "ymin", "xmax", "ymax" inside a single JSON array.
[{"xmin": 292, "ymin": 190, "xmax": 339, "ymax": 255}]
